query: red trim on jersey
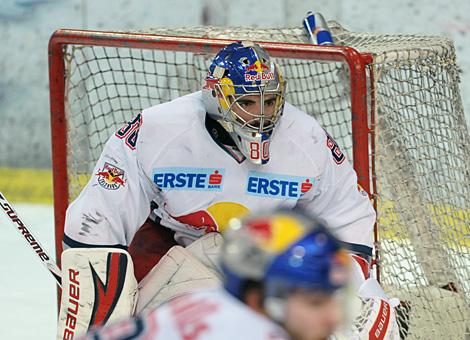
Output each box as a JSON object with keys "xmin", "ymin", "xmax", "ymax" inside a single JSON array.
[{"xmin": 352, "ymin": 254, "xmax": 370, "ymax": 278}]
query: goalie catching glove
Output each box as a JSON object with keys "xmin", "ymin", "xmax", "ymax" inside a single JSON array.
[{"xmin": 332, "ymin": 253, "xmax": 401, "ymax": 339}]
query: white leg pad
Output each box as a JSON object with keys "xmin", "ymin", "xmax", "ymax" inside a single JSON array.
[
  {"xmin": 185, "ymin": 232, "xmax": 224, "ymax": 276},
  {"xmin": 135, "ymin": 243, "xmax": 222, "ymax": 315}
]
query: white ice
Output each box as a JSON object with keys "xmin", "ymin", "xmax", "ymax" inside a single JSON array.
[{"xmin": 0, "ymin": 203, "xmax": 56, "ymax": 339}]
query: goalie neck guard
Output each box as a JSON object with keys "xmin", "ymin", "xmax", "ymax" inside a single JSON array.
[{"xmin": 202, "ymin": 41, "xmax": 286, "ymax": 165}]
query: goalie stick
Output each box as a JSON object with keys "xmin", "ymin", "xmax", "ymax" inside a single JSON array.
[{"xmin": 0, "ymin": 191, "xmax": 62, "ymax": 286}]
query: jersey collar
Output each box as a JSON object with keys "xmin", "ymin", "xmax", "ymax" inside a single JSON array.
[{"xmin": 205, "ymin": 115, "xmax": 246, "ymax": 164}]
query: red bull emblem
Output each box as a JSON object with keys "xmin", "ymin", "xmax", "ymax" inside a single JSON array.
[
  {"xmin": 96, "ymin": 162, "xmax": 126, "ymax": 190},
  {"xmin": 245, "ymin": 60, "xmax": 274, "ymax": 82},
  {"xmin": 169, "ymin": 202, "xmax": 250, "ymax": 234},
  {"xmin": 169, "ymin": 210, "xmax": 218, "ymax": 233}
]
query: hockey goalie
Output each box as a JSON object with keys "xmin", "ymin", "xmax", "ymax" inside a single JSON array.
[{"xmin": 57, "ymin": 41, "xmax": 399, "ymax": 339}]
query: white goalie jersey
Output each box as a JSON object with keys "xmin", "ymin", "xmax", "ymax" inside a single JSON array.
[
  {"xmin": 64, "ymin": 91, "xmax": 375, "ymax": 256},
  {"xmin": 79, "ymin": 288, "xmax": 289, "ymax": 340}
]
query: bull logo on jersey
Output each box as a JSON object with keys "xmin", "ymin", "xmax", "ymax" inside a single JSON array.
[
  {"xmin": 96, "ymin": 162, "xmax": 126, "ymax": 190},
  {"xmin": 153, "ymin": 168, "xmax": 225, "ymax": 191},
  {"xmin": 246, "ymin": 171, "xmax": 315, "ymax": 199},
  {"xmin": 170, "ymin": 202, "xmax": 250, "ymax": 234}
]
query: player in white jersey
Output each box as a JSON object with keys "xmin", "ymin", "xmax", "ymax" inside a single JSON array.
[
  {"xmin": 78, "ymin": 210, "xmax": 352, "ymax": 340},
  {"xmin": 57, "ymin": 42, "xmax": 399, "ymax": 339}
]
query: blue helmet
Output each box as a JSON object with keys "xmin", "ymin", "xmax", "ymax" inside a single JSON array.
[
  {"xmin": 202, "ymin": 41, "xmax": 286, "ymax": 165},
  {"xmin": 221, "ymin": 210, "xmax": 351, "ymax": 321}
]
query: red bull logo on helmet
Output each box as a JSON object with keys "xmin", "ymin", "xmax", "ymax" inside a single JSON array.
[
  {"xmin": 153, "ymin": 167, "xmax": 225, "ymax": 191},
  {"xmin": 245, "ymin": 60, "xmax": 274, "ymax": 82},
  {"xmin": 96, "ymin": 162, "xmax": 126, "ymax": 190}
]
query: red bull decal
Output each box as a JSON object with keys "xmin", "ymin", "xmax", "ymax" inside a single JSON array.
[
  {"xmin": 153, "ymin": 167, "xmax": 225, "ymax": 191},
  {"xmin": 245, "ymin": 60, "xmax": 274, "ymax": 82},
  {"xmin": 170, "ymin": 202, "xmax": 250, "ymax": 234},
  {"xmin": 245, "ymin": 72, "xmax": 275, "ymax": 82},
  {"xmin": 170, "ymin": 209, "xmax": 218, "ymax": 233},
  {"xmin": 246, "ymin": 60, "xmax": 270, "ymax": 72},
  {"xmin": 96, "ymin": 162, "xmax": 126, "ymax": 190},
  {"xmin": 246, "ymin": 171, "xmax": 315, "ymax": 199}
]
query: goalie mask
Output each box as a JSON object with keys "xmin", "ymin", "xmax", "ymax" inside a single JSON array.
[
  {"xmin": 221, "ymin": 210, "xmax": 352, "ymax": 323},
  {"xmin": 202, "ymin": 41, "xmax": 286, "ymax": 165}
]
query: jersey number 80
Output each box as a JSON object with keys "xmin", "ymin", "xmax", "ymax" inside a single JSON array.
[{"xmin": 250, "ymin": 141, "xmax": 269, "ymax": 161}]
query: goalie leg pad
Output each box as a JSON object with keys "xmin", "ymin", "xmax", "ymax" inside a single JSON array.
[
  {"xmin": 185, "ymin": 232, "xmax": 224, "ymax": 276},
  {"xmin": 57, "ymin": 248, "xmax": 138, "ymax": 340},
  {"xmin": 135, "ymin": 242, "xmax": 222, "ymax": 315}
]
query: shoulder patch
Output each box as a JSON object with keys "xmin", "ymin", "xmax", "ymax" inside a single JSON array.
[{"xmin": 95, "ymin": 162, "xmax": 126, "ymax": 190}]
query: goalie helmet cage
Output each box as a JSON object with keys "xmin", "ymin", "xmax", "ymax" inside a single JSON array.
[{"xmin": 48, "ymin": 23, "xmax": 469, "ymax": 339}]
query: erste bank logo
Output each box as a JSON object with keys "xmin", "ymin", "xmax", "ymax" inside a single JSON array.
[
  {"xmin": 153, "ymin": 167, "xmax": 224, "ymax": 191},
  {"xmin": 246, "ymin": 171, "xmax": 314, "ymax": 199}
]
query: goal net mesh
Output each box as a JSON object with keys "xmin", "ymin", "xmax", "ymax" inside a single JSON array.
[{"xmin": 58, "ymin": 22, "xmax": 469, "ymax": 338}]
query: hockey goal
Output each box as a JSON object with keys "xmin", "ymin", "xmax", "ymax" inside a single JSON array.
[{"xmin": 49, "ymin": 23, "xmax": 469, "ymax": 339}]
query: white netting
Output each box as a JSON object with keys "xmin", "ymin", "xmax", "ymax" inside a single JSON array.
[{"xmin": 58, "ymin": 23, "xmax": 469, "ymax": 339}]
